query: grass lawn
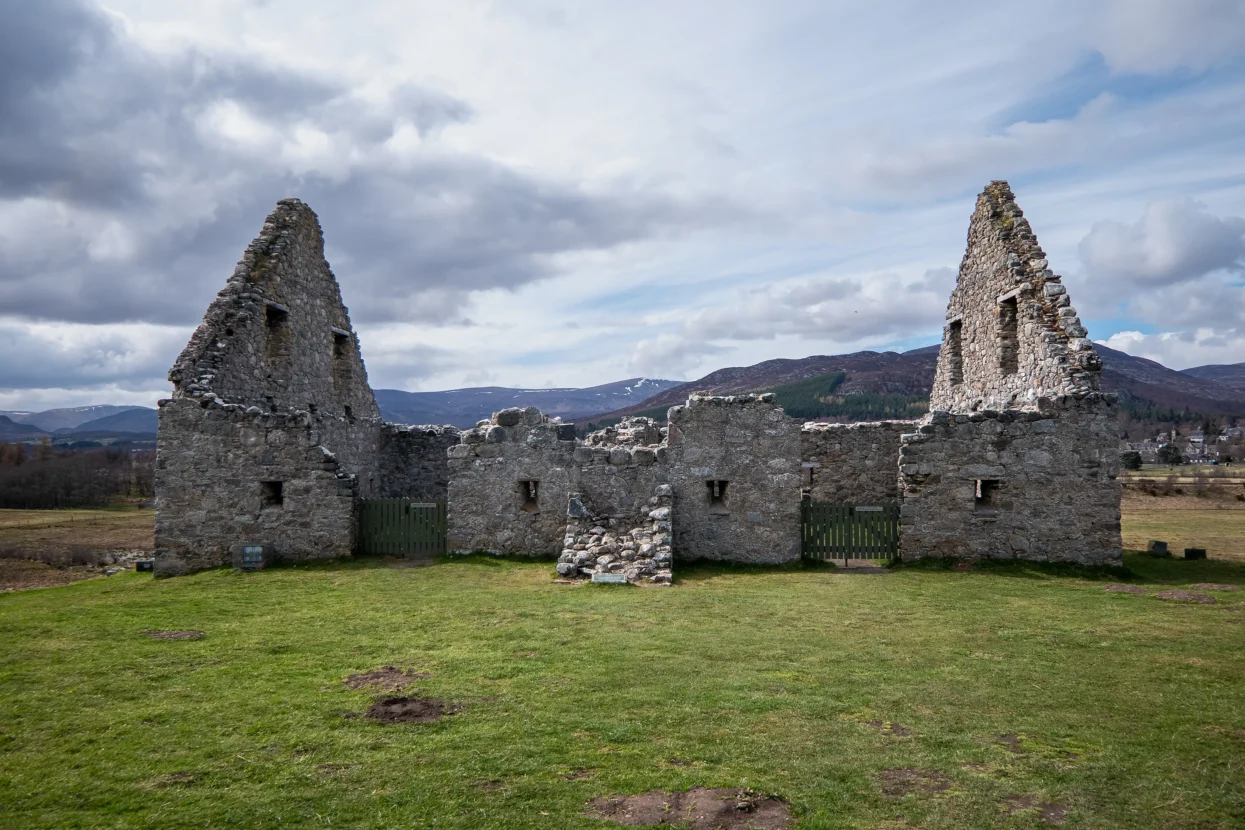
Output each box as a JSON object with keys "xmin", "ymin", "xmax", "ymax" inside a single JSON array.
[{"xmin": 2, "ymin": 547, "xmax": 1244, "ymax": 829}]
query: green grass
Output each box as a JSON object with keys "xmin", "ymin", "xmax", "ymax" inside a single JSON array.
[{"xmin": 1, "ymin": 554, "xmax": 1244, "ymax": 828}]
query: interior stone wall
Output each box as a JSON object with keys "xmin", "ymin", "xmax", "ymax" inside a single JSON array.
[
  {"xmin": 375, "ymin": 424, "xmax": 461, "ymax": 501},
  {"xmin": 154, "ymin": 398, "xmax": 357, "ymax": 575},
  {"xmin": 446, "ymin": 407, "xmax": 578, "ymax": 555},
  {"xmin": 897, "ymin": 395, "xmax": 1122, "ymax": 564},
  {"xmin": 801, "ymin": 421, "xmax": 913, "ymax": 504},
  {"xmin": 666, "ymin": 394, "xmax": 803, "ymax": 564}
]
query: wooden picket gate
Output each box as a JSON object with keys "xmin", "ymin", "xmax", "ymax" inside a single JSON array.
[
  {"xmin": 357, "ymin": 499, "xmax": 446, "ymax": 557},
  {"xmin": 802, "ymin": 500, "xmax": 900, "ymax": 562}
]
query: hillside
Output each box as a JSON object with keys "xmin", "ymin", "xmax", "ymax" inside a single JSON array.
[
  {"xmin": 576, "ymin": 344, "xmax": 1245, "ymax": 430},
  {"xmin": 8, "ymin": 405, "xmax": 147, "ymax": 432},
  {"xmin": 1182, "ymin": 362, "xmax": 1245, "ymax": 393},
  {"xmin": 70, "ymin": 408, "xmax": 158, "ymax": 434},
  {"xmin": 376, "ymin": 377, "xmax": 682, "ymax": 427},
  {"xmin": 0, "ymin": 416, "xmax": 48, "ymax": 440}
]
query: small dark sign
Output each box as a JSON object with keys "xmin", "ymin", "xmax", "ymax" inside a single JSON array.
[
  {"xmin": 241, "ymin": 545, "xmax": 265, "ymax": 571},
  {"xmin": 135, "ymin": 559, "xmax": 154, "ymax": 573}
]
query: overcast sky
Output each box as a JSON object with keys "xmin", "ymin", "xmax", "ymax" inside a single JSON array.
[{"xmin": 2, "ymin": 0, "xmax": 1244, "ymax": 411}]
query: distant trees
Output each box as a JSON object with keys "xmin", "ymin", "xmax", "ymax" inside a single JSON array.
[
  {"xmin": 769, "ymin": 372, "xmax": 928, "ymax": 421},
  {"xmin": 0, "ymin": 442, "xmax": 154, "ymax": 508},
  {"xmin": 1120, "ymin": 451, "xmax": 1143, "ymax": 471},
  {"xmin": 1156, "ymin": 444, "xmax": 1183, "ymax": 467}
]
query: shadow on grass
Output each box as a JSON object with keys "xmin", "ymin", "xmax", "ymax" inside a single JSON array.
[{"xmin": 892, "ymin": 552, "xmax": 1245, "ymax": 587}]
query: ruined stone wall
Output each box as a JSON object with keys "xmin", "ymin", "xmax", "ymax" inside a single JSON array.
[
  {"xmin": 930, "ymin": 181, "xmax": 1102, "ymax": 413},
  {"xmin": 446, "ymin": 408, "xmax": 578, "ymax": 555},
  {"xmin": 163, "ymin": 199, "xmax": 382, "ymax": 490},
  {"xmin": 154, "ymin": 398, "xmax": 357, "ymax": 575},
  {"xmin": 667, "ymin": 394, "xmax": 803, "ymax": 563},
  {"xmin": 375, "ymin": 424, "xmax": 461, "ymax": 501},
  {"xmin": 801, "ymin": 421, "xmax": 913, "ymax": 503},
  {"xmin": 558, "ymin": 480, "xmax": 674, "ymax": 584},
  {"xmin": 897, "ymin": 394, "xmax": 1121, "ymax": 564}
]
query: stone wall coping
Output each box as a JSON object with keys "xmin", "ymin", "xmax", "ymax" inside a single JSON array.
[{"xmin": 801, "ymin": 420, "xmax": 918, "ymax": 432}]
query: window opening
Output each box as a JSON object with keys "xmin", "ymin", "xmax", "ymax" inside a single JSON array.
[
  {"xmin": 948, "ymin": 320, "xmax": 964, "ymax": 385},
  {"xmin": 519, "ymin": 480, "xmax": 539, "ymax": 513},
  {"xmin": 707, "ymin": 480, "xmax": 729, "ymax": 512},
  {"xmin": 333, "ymin": 331, "xmax": 350, "ymax": 360},
  {"xmin": 261, "ymin": 481, "xmax": 284, "ymax": 508},
  {"xmin": 974, "ymin": 479, "xmax": 999, "ymax": 513},
  {"xmin": 998, "ymin": 297, "xmax": 1018, "ymax": 375},
  {"xmin": 265, "ymin": 304, "xmax": 290, "ymax": 361}
]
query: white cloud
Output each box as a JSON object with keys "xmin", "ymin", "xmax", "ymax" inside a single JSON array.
[
  {"xmin": 1096, "ymin": 0, "xmax": 1245, "ymax": 74},
  {"xmin": 1100, "ymin": 329, "xmax": 1245, "ymax": 370},
  {"xmin": 1079, "ymin": 199, "xmax": 1245, "ymax": 287}
]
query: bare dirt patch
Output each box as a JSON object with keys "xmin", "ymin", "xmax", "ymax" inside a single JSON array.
[
  {"xmin": 343, "ymin": 666, "xmax": 429, "ymax": 692},
  {"xmin": 998, "ymin": 734, "xmax": 1027, "ymax": 754},
  {"xmin": 587, "ymin": 787, "xmax": 792, "ymax": 829},
  {"xmin": 145, "ymin": 629, "xmax": 204, "ymax": 640},
  {"xmin": 1188, "ymin": 583, "xmax": 1239, "ymax": 591},
  {"xmin": 866, "ymin": 721, "xmax": 913, "ymax": 737},
  {"xmin": 0, "ymin": 559, "xmax": 101, "ymax": 591},
  {"xmin": 878, "ymin": 769, "xmax": 951, "ymax": 797},
  {"xmin": 366, "ymin": 696, "xmax": 458, "ymax": 724},
  {"xmin": 1102, "ymin": 583, "xmax": 1147, "ymax": 595},
  {"xmin": 1004, "ymin": 795, "xmax": 1068, "ymax": 824},
  {"xmin": 1154, "ymin": 590, "xmax": 1217, "ymax": 604}
]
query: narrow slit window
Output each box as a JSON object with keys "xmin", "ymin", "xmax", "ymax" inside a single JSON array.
[
  {"xmin": 333, "ymin": 331, "xmax": 350, "ymax": 360},
  {"xmin": 974, "ymin": 479, "xmax": 999, "ymax": 513},
  {"xmin": 261, "ymin": 480, "xmax": 284, "ymax": 508},
  {"xmin": 947, "ymin": 320, "xmax": 964, "ymax": 386},
  {"xmin": 519, "ymin": 480, "xmax": 539, "ymax": 513},
  {"xmin": 998, "ymin": 297, "xmax": 1018, "ymax": 375},
  {"xmin": 265, "ymin": 305, "xmax": 290, "ymax": 361},
  {"xmin": 706, "ymin": 480, "xmax": 729, "ymax": 511}
]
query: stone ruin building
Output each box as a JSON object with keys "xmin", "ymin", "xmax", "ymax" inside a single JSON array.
[{"xmin": 154, "ymin": 182, "xmax": 1122, "ymax": 579}]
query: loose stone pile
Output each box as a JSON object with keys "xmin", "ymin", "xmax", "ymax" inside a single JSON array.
[
  {"xmin": 557, "ymin": 486, "xmax": 673, "ymax": 584},
  {"xmin": 581, "ymin": 417, "xmax": 666, "ymax": 447}
]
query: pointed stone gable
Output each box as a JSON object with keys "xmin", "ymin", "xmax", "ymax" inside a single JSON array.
[
  {"xmin": 168, "ymin": 199, "xmax": 380, "ymax": 423},
  {"xmin": 929, "ymin": 181, "xmax": 1102, "ymax": 413}
]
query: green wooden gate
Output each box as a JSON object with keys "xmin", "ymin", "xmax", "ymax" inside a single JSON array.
[
  {"xmin": 802, "ymin": 500, "xmax": 900, "ymax": 562},
  {"xmin": 357, "ymin": 499, "xmax": 446, "ymax": 557}
]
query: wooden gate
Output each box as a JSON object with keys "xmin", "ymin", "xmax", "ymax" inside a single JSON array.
[
  {"xmin": 802, "ymin": 500, "xmax": 900, "ymax": 562},
  {"xmin": 357, "ymin": 499, "xmax": 446, "ymax": 557}
]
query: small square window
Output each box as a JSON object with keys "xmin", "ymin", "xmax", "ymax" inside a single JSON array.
[
  {"xmin": 707, "ymin": 480, "xmax": 729, "ymax": 513},
  {"xmin": 265, "ymin": 305, "xmax": 289, "ymax": 330},
  {"xmin": 974, "ymin": 479, "xmax": 999, "ymax": 513},
  {"xmin": 261, "ymin": 481, "xmax": 284, "ymax": 508},
  {"xmin": 519, "ymin": 480, "xmax": 539, "ymax": 513}
]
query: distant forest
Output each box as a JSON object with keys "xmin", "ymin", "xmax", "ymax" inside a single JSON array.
[{"xmin": 0, "ymin": 441, "xmax": 154, "ymax": 509}]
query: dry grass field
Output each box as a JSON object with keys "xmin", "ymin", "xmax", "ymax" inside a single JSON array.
[{"xmin": 0, "ymin": 508, "xmax": 153, "ymax": 591}]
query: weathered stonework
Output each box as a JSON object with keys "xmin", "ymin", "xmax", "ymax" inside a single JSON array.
[
  {"xmin": 154, "ymin": 399, "xmax": 357, "ymax": 575},
  {"xmin": 375, "ymin": 424, "xmax": 461, "ymax": 501},
  {"xmin": 667, "ymin": 394, "xmax": 803, "ymax": 564},
  {"xmin": 930, "ymin": 181, "xmax": 1101, "ymax": 413},
  {"xmin": 800, "ymin": 421, "xmax": 914, "ymax": 503},
  {"xmin": 156, "ymin": 200, "xmax": 452, "ymax": 575},
  {"xmin": 898, "ymin": 396, "xmax": 1121, "ymax": 563},
  {"xmin": 558, "ymin": 485, "xmax": 674, "ymax": 585},
  {"xmin": 905, "ymin": 181, "xmax": 1122, "ymax": 564},
  {"xmin": 446, "ymin": 407, "xmax": 578, "ymax": 555},
  {"xmin": 159, "ymin": 182, "xmax": 1123, "ymax": 577}
]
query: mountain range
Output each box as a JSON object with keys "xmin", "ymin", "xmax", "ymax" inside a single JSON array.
[
  {"xmin": 375, "ymin": 378, "xmax": 682, "ymax": 427},
  {"xmin": 572, "ymin": 346, "xmax": 1245, "ymax": 434},
  {"xmin": 2, "ymin": 349, "xmax": 1242, "ymax": 442}
]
